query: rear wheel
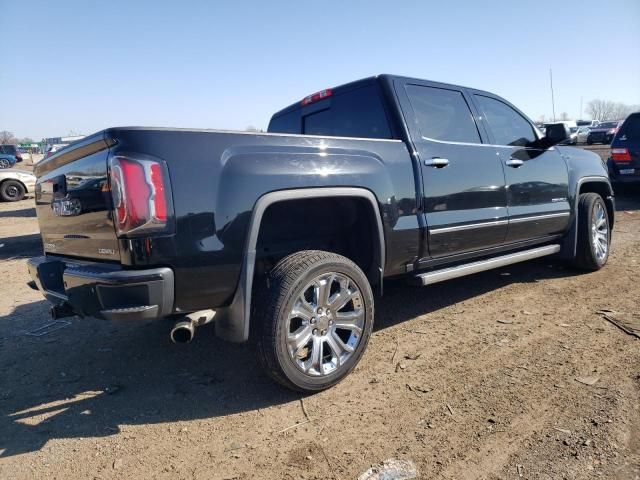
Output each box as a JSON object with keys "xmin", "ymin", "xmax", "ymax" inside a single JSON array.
[
  {"xmin": 0, "ymin": 180, "xmax": 26, "ymax": 202},
  {"xmin": 252, "ymin": 250, "xmax": 374, "ymax": 392},
  {"xmin": 0, "ymin": 158, "xmax": 10, "ymax": 169},
  {"xmin": 573, "ymin": 193, "xmax": 610, "ymax": 270}
]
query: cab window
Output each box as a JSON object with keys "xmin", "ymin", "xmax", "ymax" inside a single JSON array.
[{"xmin": 474, "ymin": 95, "xmax": 537, "ymax": 147}]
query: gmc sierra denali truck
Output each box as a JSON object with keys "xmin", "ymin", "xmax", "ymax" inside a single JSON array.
[{"xmin": 28, "ymin": 75, "xmax": 614, "ymax": 392}]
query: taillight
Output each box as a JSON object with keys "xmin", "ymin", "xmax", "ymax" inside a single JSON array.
[
  {"xmin": 109, "ymin": 154, "xmax": 173, "ymax": 236},
  {"xmin": 611, "ymin": 148, "xmax": 631, "ymax": 162},
  {"xmin": 301, "ymin": 89, "xmax": 332, "ymax": 106}
]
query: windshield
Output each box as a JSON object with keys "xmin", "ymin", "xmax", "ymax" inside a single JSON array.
[{"xmin": 599, "ymin": 122, "xmax": 618, "ymax": 129}]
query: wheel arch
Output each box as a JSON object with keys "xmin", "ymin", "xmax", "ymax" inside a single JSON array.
[
  {"xmin": 560, "ymin": 176, "xmax": 614, "ymax": 260},
  {"xmin": 214, "ymin": 187, "xmax": 385, "ymax": 343}
]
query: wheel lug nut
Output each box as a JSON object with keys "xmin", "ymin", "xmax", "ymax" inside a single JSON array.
[
  {"xmin": 313, "ymin": 328, "xmax": 318, "ymax": 335},
  {"xmin": 310, "ymin": 317, "xmax": 316, "ymax": 324},
  {"xmin": 317, "ymin": 307, "xmax": 323, "ymax": 314},
  {"xmin": 329, "ymin": 320, "xmax": 333, "ymax": 325},
  {"xmin": 321, "ymin": 330, "xmax": 327, "ymax": 335}
]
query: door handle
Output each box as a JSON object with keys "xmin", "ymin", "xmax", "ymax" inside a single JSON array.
[
  {"xmin": 505, "ymin": 158, "xmax": 524, "ymax": 168},
  {"xmin": 424, "ymin": 157, "xmax": 450, "ymax": 168}
]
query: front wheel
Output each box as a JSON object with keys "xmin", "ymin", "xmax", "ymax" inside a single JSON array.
[
  {"xmin": 0, "ymin": 158, "xmax": 10, "ymax": 169},
  {"xmin": 0, "ymin": 180, "xmax": 26, "ymax": 202},
  {"xmin": 252, "ymin": 250, "xmax": 374, "ymax": 392},
  {"xmin": 573, "ymin": 193, "xmax": 610, "ymax": 270}
]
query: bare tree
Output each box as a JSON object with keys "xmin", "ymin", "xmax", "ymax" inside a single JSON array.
[
  {"xmin": 245, "ymin": 126, "xmax": 264, "ymax": 133},
  {"xmin": 559, "ymin": 112, "xmax": 569, "ymax": 121},
  {"xmin": 586, "ymin": 99, "xmax": 638, "ymax": 121},
  {"xmin": 0, "ymin": 131, "xmax": 17, "ymax": 145}
]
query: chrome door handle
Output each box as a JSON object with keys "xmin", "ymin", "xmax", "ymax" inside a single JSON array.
[
  {"xmin": 505, "ymin": 158, "xmax": 524, "ymax": 168},
  {"xmin": 424, "ymin": 157, "xmax": 449, "ymax": 168}
]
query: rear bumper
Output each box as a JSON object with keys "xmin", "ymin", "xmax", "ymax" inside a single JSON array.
[{"xmin": 27, "ymin": 255, "xmax": 174, "ymax": 321}]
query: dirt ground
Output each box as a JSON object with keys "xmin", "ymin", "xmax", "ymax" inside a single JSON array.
[{"xmin": 0, "ymin": 146, "xmax": 638, "ymax": 479}]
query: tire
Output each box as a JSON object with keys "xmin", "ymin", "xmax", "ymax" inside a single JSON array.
[
  {"xmin": 252, "ymin": 250, "xmax": 374, "ymax": 392},
  {"xmin": 573, "ymin": 193, "xmax": 610, "ymax": 270},
  {"xmin": 586, "ymin": 138, "xmax": 593, "ymax": 145},
  {"xmin": 0, "ymin": 158, "xmax": 10, "ymax": 169},
  {"xmin": 0, "ymin": 180, "xmax": 26, "ymax": 202}
]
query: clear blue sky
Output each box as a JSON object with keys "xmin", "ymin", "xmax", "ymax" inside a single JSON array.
[{"xmin": 1, "ymin": 0, "xmax": 639, "ymax": 140}]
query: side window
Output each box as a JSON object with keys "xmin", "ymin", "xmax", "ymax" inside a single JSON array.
[
  {"xmin": 268, "ymin": 110, "xmax": 300, "ymax": 134},
  {"xmin": 405, "ymin": 85, "xmax": 481, "ymax": 144},
  {"xmin": 474, "ymin": 95, "xmax": 537, "ymax": 147}
]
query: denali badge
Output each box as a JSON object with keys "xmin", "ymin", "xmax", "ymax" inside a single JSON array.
[
  {"xmin": 98, "ymin": 248, "xmax": 116, "ymax": 256},
  {"xmin": 44, "ymin": 243, "xmax": 56, "ymax": 251}
]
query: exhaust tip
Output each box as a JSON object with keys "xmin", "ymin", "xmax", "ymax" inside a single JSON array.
[{"xmin": 170, "ymin": 321, "xmax": 195, "ymax": 344}]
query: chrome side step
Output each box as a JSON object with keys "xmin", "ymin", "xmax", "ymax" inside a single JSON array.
[{"xmin": 409, "ymin": 244, "xmax": 561, "ymax": 286}]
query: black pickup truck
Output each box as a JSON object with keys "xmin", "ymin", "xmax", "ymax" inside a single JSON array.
[{"xmin": 28, "ymin": 74, "xmax": 614, "ymax": 392}]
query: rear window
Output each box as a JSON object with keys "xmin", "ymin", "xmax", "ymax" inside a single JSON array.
[
  {"xmin": 268, "ymin": 84, "xmax": 392, "ymax": 139},
  {"xmin": 617, "ymin": 114, "xmax": 640, "ymax": 141}
]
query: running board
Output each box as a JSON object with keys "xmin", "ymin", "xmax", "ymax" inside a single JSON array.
[{"xmin": 409, "ymin": 245, "xmax": 561, "ymax": 286}]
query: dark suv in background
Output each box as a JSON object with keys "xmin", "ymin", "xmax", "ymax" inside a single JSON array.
[
  {"xmin": 587, "ymin": 121, "xmax": 621, "ymax": 145},
  {"xmin": 608, "ymin": 112, "xmax": 640, "ymax": 184}
]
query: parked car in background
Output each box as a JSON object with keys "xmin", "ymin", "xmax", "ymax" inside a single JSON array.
[
  {"xmin": 0, "ymin": 154, "xmax": 18, "ymax": 169},
  {"xmin": 576, "ymin": 126, "xmax": 591, "ymax": 144},
  {"xmin": 0, "ymin": 144, "xmax": 23, "ymax": 163},
  {"xmin": 608, "ymin": 112, "xmax": 640, "ymax": 184},
  {"xmin": 577, "ymin": 120, "xmax": 599, "ymax": 128},
  {"xmin": 45, "ymin": 144, "xmax": 69, "ymax": 158},
  {"xmin": 587, "ymin": 121, "xmax": 621, "ymax": 145},
  {"xmin": 0, "ymin": 169, "xmax": 36, "ymax": 201}
]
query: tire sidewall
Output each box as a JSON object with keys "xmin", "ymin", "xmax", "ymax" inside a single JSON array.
[
  {"xmin": 1, "ymin": 181, "xmax": 25, "ymax": 202},
  {"xmin": 273, "ymin": 258, "xmax": 374, "ymax": 391}
]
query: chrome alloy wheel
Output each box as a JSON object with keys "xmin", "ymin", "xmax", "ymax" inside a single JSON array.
[
  {"xmin": 286, "ymin": 272, "xmax": 365, "ymax": 376},
  {"xmin": 591, "ymin": 202, "xmax": 609, "ymax": 262},
  {"xmin": 0, "ymin": 159, "xmax": 10, "ymax": 169}
]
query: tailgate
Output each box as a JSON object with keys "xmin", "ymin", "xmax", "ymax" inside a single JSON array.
[{"xmin": 35, "ymin": 133, "xmax": 120, "ymax": 261}]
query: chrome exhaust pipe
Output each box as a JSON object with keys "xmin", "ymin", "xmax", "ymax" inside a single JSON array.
[
  {"xmin": 170, "ymin": 309, "xmax": 216, "ymax": 344},
  {"xmin": 170, "ymin": 320, "xmax": 195, "ymax": 344}
]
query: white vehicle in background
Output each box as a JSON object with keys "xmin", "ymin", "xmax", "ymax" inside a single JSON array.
[
  {"xmin": 0, "ymin": 169, "xmax": 36, "ymax": 201},
  {"xmin": 45, "ymin": 144, "xmax": 69, "ymax": 158},
  {"xmin": 544, "ymin": 121, "xmax": 578, "ymax": 145},
  {"xmin": 576, "ymin": 126, "xmax": 591, "ymax": 144}
]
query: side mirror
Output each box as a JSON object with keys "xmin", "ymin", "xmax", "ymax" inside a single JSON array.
[{"xmin": 543, "ymin": 123, "xmax": 570, "ymax": 147}]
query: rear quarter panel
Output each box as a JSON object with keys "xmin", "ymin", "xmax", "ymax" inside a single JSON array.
[{"xmin": 106, "ymin": 128, "xmax": 418, "ymax": 312}]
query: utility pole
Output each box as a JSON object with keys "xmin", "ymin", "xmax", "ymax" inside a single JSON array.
[
  {"xmin": 580, "ymin": 96, "xmax": 583, "ymax": 120},
  {"xmin": 549, "ymin": 68, "xmax": 556, "ymax": 123}
]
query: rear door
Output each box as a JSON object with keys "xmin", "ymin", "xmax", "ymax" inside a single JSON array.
[
  {"xmin": 471, "ymin": 93, "xmax": 571, "ymax": 243},
  {"xmin": 395, "ymin": 80, "xmax": 508, "ymax": 259}
]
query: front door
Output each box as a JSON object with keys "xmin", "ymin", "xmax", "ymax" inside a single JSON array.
[
  {"xmin": 470, "ymin": 93, "xmax": 571, "ymax": 243},
  {"xmin": 397, "ymin": 81, "xmax": 508, "ymax": 259}
]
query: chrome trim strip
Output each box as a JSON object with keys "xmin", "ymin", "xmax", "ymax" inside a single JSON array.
[
  {"xmin": 430, "ymin": 219, "xmax": 508, "ymax": 235},
  {"xmin": 420, "ymin": 136, "xmax": 555, "ymax": 151},
  {"xmin": 509, "ymin": 212, "xmax": 570, "ymax": 224},
  {"xmin": 412, "ymin": 245, "xmax": 561, "ymax": 286}
]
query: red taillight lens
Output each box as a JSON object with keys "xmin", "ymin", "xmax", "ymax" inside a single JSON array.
[
  {"xmin": 301, "ymin": 88, "xmax": 332, "ymax": 106},
  {"xmin": 611, "ymin": 148, "xmax": 631, "ymax": 162},
  {"xmin": 109, "ymin": 155, "xmax": 173, "ymax": 236}
]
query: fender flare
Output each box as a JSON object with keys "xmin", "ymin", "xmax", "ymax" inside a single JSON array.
[
  {"xmin": 214, "ymin": 187, "xmax": 386, "ymax": 342},
  {"xmin": 560, "ymin": 175, "xmax": 614, "ymax": 260}
]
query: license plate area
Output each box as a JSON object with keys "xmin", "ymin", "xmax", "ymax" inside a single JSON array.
[{"xmin": 619, "ymin": 168, "xmax": 635, "ymax": 175}]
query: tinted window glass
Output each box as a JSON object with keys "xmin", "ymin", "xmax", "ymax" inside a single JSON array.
[
  {"xmin": 618, "ymin": 114, "xmax": 640, "ymax": 141},
  {"xmin": 405, "ymin": 85, "xmax": 481, "ymax": 143},
  {"xmin": 474, "ymin": 95, "xmax": 536, "ymax": 147},
  {"xmin": 268, "ymin": 110, "xmax": 299, "ymax": 134},
  {"xmin": 268, "ymin": 84, "xmax": 392, "ymax": 139},
  {"xmin": 303, "ymin": 85, "xmax": 392, "ymax": 139}
]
